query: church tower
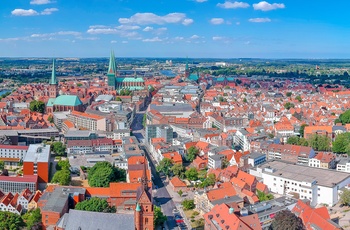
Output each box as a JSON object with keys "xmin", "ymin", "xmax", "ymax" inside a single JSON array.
[
  {"xmin": 49, "ymin": 59, "xmax": 58, "ymax": 98},
  {"xmin": 107, "ymin": 50, "xmax": 117, "ymax": 90},
  {"xmin": 185, "ymin": 58, "xmax": 190, "ymax": 78},
  {"xmin": 134, "ymin": 156, "xmax": 154, "ymax": 230}
]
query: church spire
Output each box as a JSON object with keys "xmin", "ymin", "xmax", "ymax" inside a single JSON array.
[
  {"xmin": 50, "ymin": 59, "xmax": 57, "ymax": 85},
  {"xmin": 107, "ymin": 50, "xmax": 117, "ymax": 76},
  {"xmin": 141, "ymin": 154, "xmax": 148, "ymax": 191}
]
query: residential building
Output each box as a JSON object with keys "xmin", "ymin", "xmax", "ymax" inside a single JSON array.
[
  {"xmin": 66, "ymin": 138, "xmax": 115, "ymax": 154},
  {"xmin": 0, "ymin": 175, "xmax": 38, "ymax": 193},
  {"xmin": 250, "ymin": 161, "xmax": 350, "ymax": 206},
  {"xmin": 169, "ymin": 176, "xmax": 188, "ymax": 192},
  {"xmin": 208, "ymin": 154, "xmax": 225, "ymax": 169},
  {"xmin": 267, "ymin": 144, "xmax": 315, "ymax": 165},
  {"xmin": 336, "ymin": 158, "xmax": 350, "ymax": 173},
  {"xmin": 23, "ymin": 144, "xmax": 50, "ymax": 183},
  {"xmin": 17, "ymin": 188, "xmax": 33, "ymax": 210},
  {"xmin": 27, "ymin": 190, "xmax": 42, "ymax": 211},
  {"xmin": 145, "ymin": 124, "xmax": 173, "ymax": 143},
  {"xmin": 0, "ymin": 145, "xmax": 28, "ymax": 166},
  {"xmin": 309, "ymin": 152, "xmax": 336, "ymax": 169},
  {"xmin": 247, "ymin": 152, "xmax": 266, "ymax": 167},
  {"xmin": 0, "ymin": 192, "xmax": 22, "ymax": 214},
  {"xmin": 68, "ymin": 111, "xmax": 107, "ymax": 131}
]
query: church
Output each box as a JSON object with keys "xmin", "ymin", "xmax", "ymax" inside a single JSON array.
[
  {"xmin": 107, "ymin": 51, "xmax": 146, "ymax": 91},
  {"xmin": 46, "ymin": 60, "xmax": 84, "ymax": 113}
]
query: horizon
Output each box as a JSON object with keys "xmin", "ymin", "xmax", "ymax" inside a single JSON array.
[{"xmin": 1, "ymin": 0, "xmax": 350, "ymax": 58}]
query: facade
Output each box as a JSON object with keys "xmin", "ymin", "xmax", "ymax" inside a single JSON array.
[
  {"xmin": 145, "ymin": 124, "xmax": 173, "ymax": 143},
  {"xmin": 0, "ymin": 175, "xmax": 38, "ymax": 193},
  {"xmin": 250, "ymin": 161, "xmax": 350, "ymax": 206},
  {"xmin": 23, "ymin": 144, "xmax": 50, "ymax": 183},
  {"xmin": 0, "ymin": 145, "xmax": 28, "ymax": 166},
  {"xmin": 247, "ymin": 152, "xmax": 266, "ymax": 167},
  {"xmin": 67, "ymin": 111, "xmax": 107, "ymax": 131},
  {"xmin": 337, "ymin": 158, "xmax": 350, "ymax": 173},
  {"xmin": 208, "ymin": 154, "xmax": 225, "ymax": 169},
  {"xmin": 66, "ymin": 138, "xmax": 115, "ymax": 154},
  {"xmin": 267, "ymin": 144, "xmax": 315, "ymax": 165},
  {"xmin": 309, "ymin": 152, "xmax": 336, "ymax": 169}
]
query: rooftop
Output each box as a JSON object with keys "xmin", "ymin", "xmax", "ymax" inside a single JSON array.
[
  {"xmin": 23, "ymin": 144, "xmax": 50, "ymax": 163},
  {"xmin": 53, "ymin": 95, "xmax": 83, "ymax": 107},
  {"xmin": 41, "ymin": 188, "xmax": 69, "ymax": 213}
]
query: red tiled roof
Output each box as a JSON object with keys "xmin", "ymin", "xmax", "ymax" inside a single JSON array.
[{"xmin": 170, "ymin": 176, "xmax": 187, "ymax": 188}]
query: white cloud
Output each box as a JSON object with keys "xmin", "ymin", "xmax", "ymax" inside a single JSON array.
[
  {"xmin": 190, "ymin": 35, "xmax": 200, "ymax": 39},
  {"xmin": 174, "ymin": 36, "xmax": 184, "ymax": 40},
  {"xmin": 153, "ymin": 27, "xmax": 167, "ymax": 35},
  {"xmin": 119, "ymin": 13, "xmax": 193, "ymax": 26},
  {"xmin": 217, "ymin": 1, "xmax": 250, "ymax": 9},
  {"xmin": 116, "ymin": 25, "xmax": 140, "ymax": 30},
  {"xmin": 253, "ymin": 1, "xmax": 285, "ymax": 11},
  {"xmin": 31, "ymin": 31, "xmax": 81, "ymax": 37},
  {"xmin": 87, "ymin": 27, "xmax": 118, "ymax": 34},
  {"xmin": 11, "ymin": 9, "xmax": 39, "ymax": 16},
  {"xmin": 41, "ymin": 8, "xmax": 58, "ymax": 15},
  {"xmin": 111, "ymin": 40, "xmax": 118, "ymax": 43},
  {"xmin": 195, "ymin": 0, "xmax": 207, "ymax": 2},
  {"xmin": 248, "ymin": 17, "xmax": 271, "ymax": 22},
  {"xmin": 30, "ymin": 0, "xmax": 53, "ymax": 5},
  {"xmin": 142, "ymin": 37, "xmax": 162, "ymax": 42},
  {"xmin": 122, "ymin": 41, "xmax": 128, "ymax": 43},
  {"xmin": 210, "ymin": 18, "xmax": 225, "ymax": 25},
  {"xmin": 213, "ymin": 36, "xmax": 225, "ymax": 41},
  {"xmin": 57, "ymin": 31, "xmax": 81, "ymax": 36},
  {"xmin": 143, "ymin": 26, "xmax": 153, "ymax": 32},
  {"xmin": 86, "ymin": 25, "xmax": 142, "ymax": 39}
]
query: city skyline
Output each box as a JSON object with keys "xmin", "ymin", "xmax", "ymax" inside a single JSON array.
[{"xmin": 1, "ymin": 0, "xmax": 350, "ymax": 58}]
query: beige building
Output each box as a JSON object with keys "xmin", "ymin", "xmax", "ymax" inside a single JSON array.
[
  {"xmin": 68, "ymin": 111, "xmax": 106, "ymax": 131},
  {"xmin": 309, "ymin": 152, "xmax": 336, "ymax": 169}
]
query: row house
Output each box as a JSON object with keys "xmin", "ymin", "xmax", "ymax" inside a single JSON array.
[
  {"xmin": 267, "ymin": 143, "xmax": 315, "ymax": 165},
  {"xmin": 0, "ymin": 188, "xmax": 39, "ymax": 214},
  {"xmin": 66, "ymin": 138, "xmax": 115, "ymax": 154},
  {"xmin": 309, "ymin": 152, "xmax": 336, "ymax": 169}
]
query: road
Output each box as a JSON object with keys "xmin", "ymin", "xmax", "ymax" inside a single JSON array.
[{"xmin": 131, "ymin": 111, "xmax": 179, "ymax": 230}]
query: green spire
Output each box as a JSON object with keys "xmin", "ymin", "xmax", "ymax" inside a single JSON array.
[
  {"xmin": 107, "ymin": 50, "xmax": 117, "ymax": 76},
  {"xmin": 136, "ymin": 203, "xmax": 141, "ymax": 212},
  {"xmin": 50, "ymin": 59, "xmax": 57, "ymax": 85},
  {"xmin": 185, "ymin": 56, "xmax": 189, "ymax": 70}
]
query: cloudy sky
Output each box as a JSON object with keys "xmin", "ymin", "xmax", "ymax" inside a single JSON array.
[{"xmin": 1, "ymin": 0, "xmax": 350, "ymax": 58}]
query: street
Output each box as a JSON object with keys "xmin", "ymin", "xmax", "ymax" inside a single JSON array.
[{"xmin": 131, "ymin": 111, "xmax": 179, "ymax": 230}]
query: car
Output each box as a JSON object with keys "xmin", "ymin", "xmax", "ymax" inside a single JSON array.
[{"xmin": 173, "ymin": 208, "xmax": 179, "ymax": 214}]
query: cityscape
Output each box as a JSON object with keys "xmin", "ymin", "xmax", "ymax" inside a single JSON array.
[{"xmin": 1, "ymin": 1, "xmax": 350, "ymax": 230}]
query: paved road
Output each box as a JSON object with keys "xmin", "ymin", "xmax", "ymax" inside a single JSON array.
[{"xmin": 131, "ymin": 112, "xmax": 179, "ymax": 230}]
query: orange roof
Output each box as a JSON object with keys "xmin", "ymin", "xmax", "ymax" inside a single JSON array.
[
  {"xmin": 163, "ymin": 152, "xmax": 183, "ymax": 164},
  {"xmin": 128, "ymin": 156, "xmax": 146, "ymax": 165},
  {"xmin": 236, "ymin": 171, "xmax": 256, "ymax": 186},
  {"xmin": 128, "ymin": 170, "xmax": 151, "ymax": 183},
  {"xmin": 151, "ymin": 137, "xmax": 165, "ymax": 144},
  {"xmin": 63, "ymin": 120, "xmax": 75, "ymax": 128},
  {"xmin": 207, "ymin": 185, "xmax": 236, "ymax": 202},
  {"xmin": 256, "ymin": 182, "xmax": 268, "ymax": 193},
  {"xmin": 304, "ymin": 125, "xmax": 333, "ymax": 135},
  {"xmin": 230, "ymin": 177, "xmax": 248, "ymax": 190},
  {"xmin": 170, "ymin": 176, "xmax": 187, "ymax": 188},
  {"xmin": 71, "ymin": 111, "xmax": 104, "ymax": 120}
]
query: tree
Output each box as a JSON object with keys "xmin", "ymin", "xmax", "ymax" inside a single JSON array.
[
  {"xmin": 287, "ymin": 136, "xmax": 300, "ymax": 145},
  {"xmin": 116, "ymin": 97, "xmax": 122, "ymax": 101},
  {"xmin": 185, "ymin": 167, "xmax": 198, "ymax": 181},
  {"xmin": 307, "ymin": 134, "xmax": 331, "ymax": 151},
  {"xmin": 299, "ymin": 124, "xmax": 308, "ymax": 137},
  {"xmin": 57, "ymin": 159, "xmax": 70, "ymax": 171},
  {"xmin": 182, "ymin": 199, "xmax": 195, "ymax": 210},
  {"xmin": 339, "ymin": 110, "xmax": 350, "ymax": 125},
  {"xmin": 156, "ymin": 158, "xmax": 173, "ymax": 176},
  {"xmin": 243, "ymin": 98, "xmax": 248, "ymax": 103},
  {"xmin": 22, "ymin": 208, "xmax": 42, "ymax": 230},
  {"xmin": 29, "ymin": 100, "xmax": 45, "ymax": 113},
  {"xmin": 88, "ymin": 162, "xmax": 126, "ymax": 187},
  {"xmin": 333, "ymin": 132, "xmax": 350, "ymax": 154},
  {"xmin": 340, "ymin": 189, "xmax": 350, "ymax": 206},
  {"xmin": 286, "ymin": 92, "xmax": 292, "ymax": 97},
  {"xmin": 295, "ymin": 95, "xmax": 302, "ymax": 102},
  {"xmin": 154, "ymin": 206, "xmax": 167, "ymax": 227},
  {"xmin": 187, "ymin": 146, "xmax": 199, "ymax": 162},
  {"xmin": 51, "ymin": 142, "xmax": 66, "ymax": 156},
  {"xmin": 75, "ymin": 197, "xmax": 116, "ymax": 213},
  {"xmin": 0, "ymin": 160, "xmax": 4, "ymax": 170},
  {"xmin": 257, "ymin": 190, "xmax": 274, "ymax": 202},
  {"xmin": 221, "ymin": 158, "xmax": 230, "ymax": 169},
  {"xmin": 142, "ymin": 113, "xmax": 147, "ymax": 127},
  {"xmin": 200, "ymin": 173, "xmax": 216, "ymax": 188},
  {"xmin": 269, "ymin": 210, "xmax": 305, "ymax": 230},
  {"xmin": 0, "ymin": 211, "xmax": 25, "ymax": 230},
  {"xmin": 48, "ymin": 115, "xmax": 54, "ymax": 123},
  {"xmin": 178, "ymin": 190, "xmax": 183, "ymax": 197},
  {"xmin": 171, "ymin": 164, "xmax": 185, "ymax": 178},
  {"xmin": 51, "ymin": 169, "xmax": 71, "ymax": 185},
  {"xmin": 284, "ymin": 102, "xmax": 295, "ymax": 110}
]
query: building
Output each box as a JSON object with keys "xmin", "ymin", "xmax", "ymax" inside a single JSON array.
[
  {"xmin": 250, "ymin": 161, "xmax": 350, "ymax": 206},
  {"xmin": 66, "ymin": 138, "xmax": 115, "ymax": 154},
  {"xmin": 23, "ymin": 144, "xmax": 50, "ymax": 183},
  {"xmin": 0, "ymin": 175, "xmax": 38, "ymax": 193},
  {"xmin": 169, "ymin": 176, "xmax": 188, "ymax": 192},
  {"xmin": 267, "ymin": 144, "xmax": 315, "ymax": 165},
  {"xmin": 107, "ymin": 50, "xmax": 117, "ymax": 90},
  {"xmin": 309, "ymin": 152, "xmax": 336, "ymax": 169},
  {"xmin": 145, "ymin": 124, "xmax": 173, "ymax": 143},
  {"xmin": 204, "ymin": 203, "xmax": 262, "ymax": 230},
  {"xmin": 27, "ymin": 190, "xmax": 42, "ymax": 211},
  {"xmin": 0, "ymin": 145, "xmax": 28, "ymax": 166},
  {"xmin": 208, "ymin": 154, "xmax": 225, "ymax": 169},
  {"xmin": 247, "ymin": 152, "xmax": 266, "ymax": 167},
  {"xmin": 67, "ymin": 111, "xmax": 107, "ymax": 131}
]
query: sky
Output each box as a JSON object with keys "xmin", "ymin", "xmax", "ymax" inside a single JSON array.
[{"xmin": 1, "ymin": 0, "xmax": 350, "ymax": 58}]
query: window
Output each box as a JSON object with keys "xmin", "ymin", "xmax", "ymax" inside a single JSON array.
[{"xmin": 145, "ymin": 218, "xmax": 148, "ymax": 225}]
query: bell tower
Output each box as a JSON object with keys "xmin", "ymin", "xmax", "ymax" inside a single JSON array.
[
  {"xmin": 49, "ymin": 59, "xmax": 58, "ymax": 98},
  {"xmin": 134, "ymin": 155, "xmax": 154, "ymax": 230}
]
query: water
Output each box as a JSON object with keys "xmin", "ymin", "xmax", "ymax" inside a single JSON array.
[
  {"xmin": 0, "ymin": 89, "xmax": 11, "ymax": 97},
  {"xmin": 160, "ymin": 70, "xmax": 177, "ymax": 78}
]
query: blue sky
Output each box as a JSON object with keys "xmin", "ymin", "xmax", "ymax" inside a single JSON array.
[{"xmin": 1, "ymin": 0, "xmax": 350, "ymax": 58}]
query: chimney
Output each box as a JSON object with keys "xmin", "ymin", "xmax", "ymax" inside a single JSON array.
[{"xmin": 229, "ymin": 207, "xmax": 234, "ymax": 214}]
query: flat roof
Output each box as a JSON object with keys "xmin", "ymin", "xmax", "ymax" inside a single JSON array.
[
  {"xmin": 23, "ymin": 144, "xmax": 50, "ymax": 163},
  {"xmin": 42, "ymin": 188, "xmax": 69, "ymax": 212},
  {"xmin": 258, "ymin": 161, "xmax": 350, "ymax": 187}
]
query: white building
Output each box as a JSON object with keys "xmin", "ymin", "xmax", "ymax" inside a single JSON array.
[
  {"xmin": 0, "ymin": 145, "xmax": 29, "ymax": 166},
  {"xmin": 68, "ymin": 111, "xmax": 106, "ymax": 131},
  {"xmin": 250, "ymin": 161, "xmax": 350, "ymax": 207},
  {"xmin": 208, "ymin": 154, "xmax": 225, "ymax": 169},
  {"xmin": 337, "ymin": 158, "xmax": 350, "ymax": 172}
]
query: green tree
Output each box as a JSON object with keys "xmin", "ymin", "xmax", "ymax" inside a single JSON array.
[
  {"xmin": 171, "ymin": 163, "xmax": 185, "ymax": 178},
  {"xmin": 298, "ymin": 138, "xmax": 309, "ymax": 146},
  {"xmin": 299, "ymin": 124, "xmax": 308, "ymax": 137},
  {"xmin": 339, "ymin": 110, "xmax": 350, "ymax": 125},
  {"xmin": 178, "ymin": 190, "xmax": 183, "ymax": 197},
  {"xmin": 57, "ymin": 159, "xmax": 70, "ymax": 171},
  {"xmin": 29, "ymin": 100, "xmax": 45, "ymax": 113},
  {"xmin": 187, "ymin": 146, "xmax": 199, "ymax": 162},
  {"xmin": 200, "ymin": 173, "xmax": 216, "ymax": 188},
  {"xmin": 287, "ymin": 136, "xmax": 300, "ymax": 145},
  {"xmin": 284, "ymin": 102, "xmax": 295, "ymax": 110},
  {"xmin": 51, "ymin": 142, "xmax": 66, "ymax": 156},
  {"xmin": 22, "ymin": 208, "xmax": 42, "ymax": 230},
  {"xmin": 243, "ymin": 98, "xmax": 248, "ymax": 103},
  {"xmin": 333, "ymin": 132, "xmax": 350, "ymax": 154},
  {"xmin": 142, "ymin": 113, "xmax": 147, "ymax": 127},
  {"xmin": 221, "ymin": 158, "xmax": 230, "ymax": 169},
  {"xmin": 156, "ymin": 158, "xmax": 173, "ymax": 176},
  {"xmin": 51, "ymin": 169, "xmax": 71, "ymax": 185},
  {"xmin": 0, "ymin": 160, "xmax": 4, "ymax": 170},
  {"xmin": 48, "ymin": 115, "xmax": 54, "ymax": 123},
  {"xmin": 116, "ymin": 97, "xmax": 122, "ymax": 101},
  {"xmin": 295, "ymin": 95, "xmax": 302, "ymax": 102},
  {"xmin": 340, "ymin": 189, "xmax": 350, "ymax": 206},
  {"xmin": 154, "ymin": 206, "xmax": 167, "ymax": 227},
  {"xmin": 286, "ymin": 92, "xmax": 292, "ymax": 97},
  {"xmin": 182, "ymin": 199, "xmax": 195, "ymax": 210},
  {"xmin": 257, "ymin": 190, "xmax": 274, "ymax": 202},
  {"xmin": 269, "ymin": 210, "xmax": 305, "ymax": 230},
  {"xmin": 307, "ymin": 134, "xmax": 331, "ymax": 151},
  {"xmin": 88, "ymin": 162, "xmax": 126, "ymax": 187},
  {"xmin": 0, "ymin": 211, "xmax": 25, "ymax": 230},
  {"xmin": 185, "ymin": 167, "xmax": 198, "ymax": 181},
  {"xmin": 75, "ymin": 197, "xmax": 116, "ymax": 213}
]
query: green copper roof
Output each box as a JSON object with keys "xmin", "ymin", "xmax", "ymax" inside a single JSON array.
[
  {"xmin": 189, "ymin": 74, "xmax": 199, "ymax": 81},
  {"xmin": 116, "ymin": 77, "xmax": 144, "ymax": 83},
  {"xmin": 53, "ymin": 95, "xmax": 82, "ymax": 106},
  {"xmin": 50, "ymin": 59, "xmax": 57, "ymax": 85},
  {"xmin": 136, "ymin": 203, "xmax": 141, "ymax": 212},
  {"xmin": 47, "ymin": 98, "xmax": 56, "ymax": 107},
  {"xmin": 217, "ymin": 77, "xmax": 225, "ymax": 82},
  {"xmin": 107, "ymin": 50, "xmax": 117, "ymax": 76}
]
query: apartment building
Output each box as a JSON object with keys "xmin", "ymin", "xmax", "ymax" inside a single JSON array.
[
  {"xmin": 267, "ymin": 144, "xmax": 315, "ymax": 165},
  {"xmin": 68, "ymin": 111, "xmax": 106, "ymax": 131},
  {"xmin": 309, "ymin": 152, "xmax": 336, "ymax": 169},
  {"xmin": 0, "ymin": 145, "xmax": 29, "ymax": 166}
]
